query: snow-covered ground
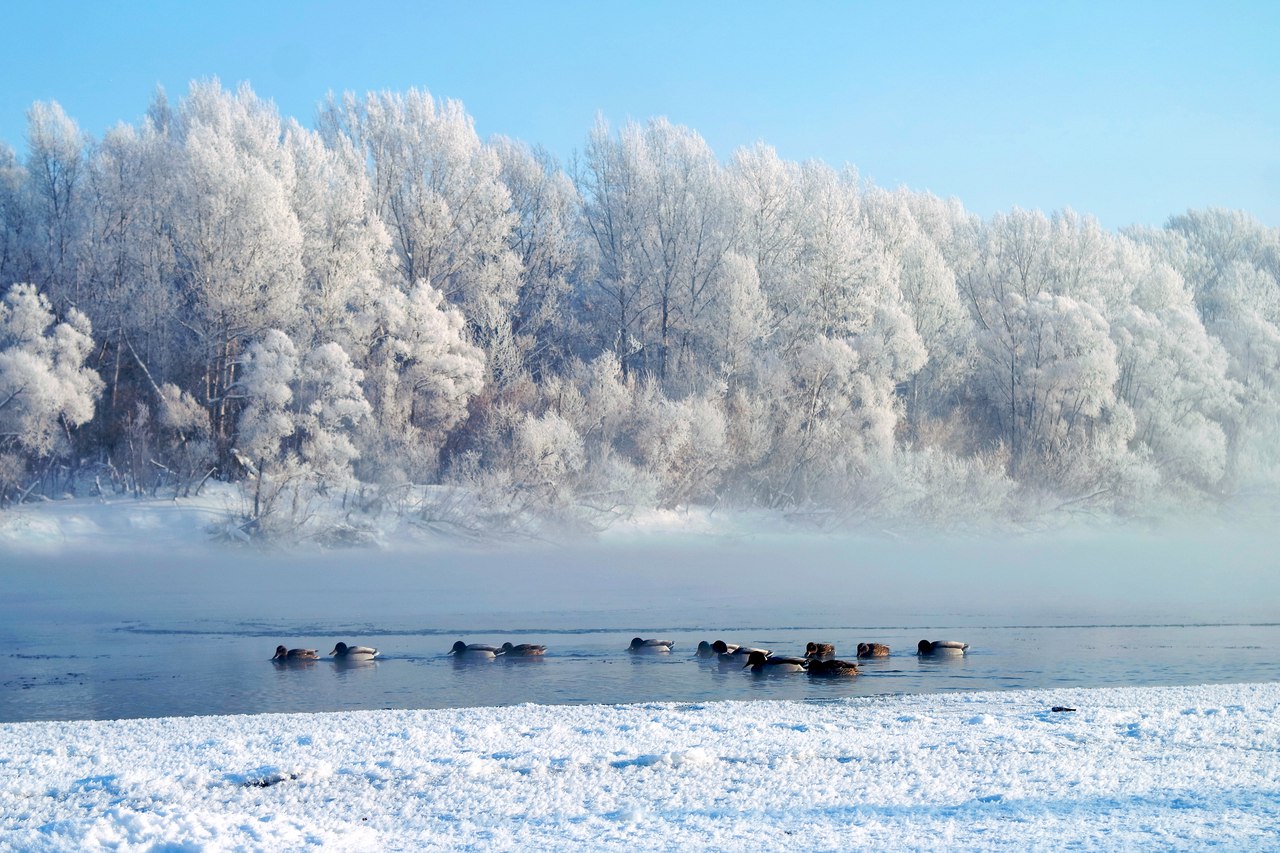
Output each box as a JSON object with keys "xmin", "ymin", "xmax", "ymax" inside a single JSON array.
[{"xmin": 3, "ymin": 682, "xmax": 1278, "ymax": 851}]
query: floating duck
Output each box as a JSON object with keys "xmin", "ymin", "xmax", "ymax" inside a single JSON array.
[
  {"xmin": 499, "ymin": 642, "xmax": 547, "ymax": 657},
  {"xmin": 451, "ymin": 641, "xmax": 501, "ymax": 659},
  {"xmin": 272, "ymin": 645, "xmax": 318, "ymax": 661},
  {"xmin": 804, "ymin": 642, "xmax": 836, "ymax": 660},
  {"xmin": 807, "ymin": 658, "xmax": 860, "ymax": 676},
  {"xmin": 628, "ymin": 637, "xmax": 675, "ymax": 653},
  {"xmin": 857, "ymin": 642, "xmax": 891, "ymax": 658},
  {"xmin": 329, "ymin": 642, "xmax": 378, "ymax": 660},
  {"xmin": 917, "ymin": 639, "xmax": 968, "ymax": 656},
  {"xmin": 742, "ymin": 650, "xmax": 807, "ymax": 673}
]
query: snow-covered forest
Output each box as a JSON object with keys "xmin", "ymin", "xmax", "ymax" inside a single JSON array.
[{"xmin": 1, "ymin": 81, "xmax": 1278, "ymax": 535}]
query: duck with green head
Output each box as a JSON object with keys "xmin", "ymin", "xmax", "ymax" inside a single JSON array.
[
  {"xmin": 329, "ymin": 642, "xmax": 378, "ymax": 660},
  {"xmin": 451, "ymin": 641, "xmax": 501, "ymax": 659},
  {"xmin": 742, "ymin": 650, "xmax": 807, "ymax": 673},
  {"xmin": 917, "ymin": 639, "xmax": 968, "ymax": 656}
]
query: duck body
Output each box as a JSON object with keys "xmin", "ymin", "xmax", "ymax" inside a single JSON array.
[
  {"xmin": 807, "ymin": 658, "xmax": 860, "ymax": 677},
  {"xmin": 804, "ymin": 642, "xmax": 836, "ymax": 660},
  {"xmin": 451, "ymin": 641, "xmax": 501, "ymax": 659},
  {"xmin": 499, "ymin": 642, "xmax": 547, "ymax": 657},
  {"xmin": 628, "ymin": 637, "xmax": 675, "ymax": 653},
  {"xmin": 329, "ymin": 642, "xmax": 378, "ymax": 660},
  {"xmin": 742, "ymin": 650, "xmax": 807, "ymax": 673},
  {"xmin": 857, "ymin": 643, "xmax": 891, "ymax": 658},
  {"xmin": 273, "ymin": 645, "xmax": 318, "ymax": 661},
  {"xmin": 917, "ymin": 639, "xmax": 968, "ymax": 656}
]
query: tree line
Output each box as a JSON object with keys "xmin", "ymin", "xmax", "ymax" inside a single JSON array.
[{"xmin": 1, "ymin": 81, "xmax": 1277, "ymax": 534}]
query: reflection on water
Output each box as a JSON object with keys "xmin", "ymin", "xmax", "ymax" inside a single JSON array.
[{"xmin": 3, "ymin": 621, "xmax": 1280, "ymax": 722}]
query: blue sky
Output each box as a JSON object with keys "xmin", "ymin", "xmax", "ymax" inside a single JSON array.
[{"xmin": 1, "ymin": 1, "xmax": 1276, "ymax": 229}]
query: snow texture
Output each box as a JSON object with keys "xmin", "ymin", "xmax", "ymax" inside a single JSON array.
[{"xmin": 3, "ymin": 682, "xmax": 1278, "ymax": 851}]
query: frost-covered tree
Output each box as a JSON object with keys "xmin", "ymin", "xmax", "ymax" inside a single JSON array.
[
  {"xmin": 632, "ymin": 386, "xmax": 729, "ymax": 507},
  {"xmin": 22, "ymin": 102, "xmax": 87, "ymax": 300},
  {"xmin": 863, "ymin": 188, "xmax": 972, "ymax": 433},
  {"xmin": 360, "ymin": 282, "xmax": 486, "ymax": 481},
  {"xmin": 1204, "ymin": 261, "xmax": 1280, "ymax": 488},
  {"xmin": 4, "ymin": 83, "xmax": 1279, "ymax": 527},
  {"xmin": 707, "ymin": 252, "xmax": 769, "ymax": 381},
  {"xmin": 510, "ymin": 409, "xmax": 586, "ymax": 510},
  {"xmin": 1102, "ymin": 239, "xmax": 1238, "ymax": 501},
  {"xmin": 976, "ymin": 291, "xmax": 1122, "ymax": 484},
  {"xmin": 284, "ymin": 122, "xmax": 392, "ymax": 357},
  {"xmin": 154, "ymin": 382, "xmax": 214, "ymax": 496},
  {"xmin": 763, "ymin": 335, "xmax": 905, "ymax": 506},
  {"xmin": 169, "ymin": 81, "xmax": 305, "ymax": 461},
  {"xmin": 235, "ymin": 329, "xmax": 299, "ymax": 467},
  {"xmin": 1165, "ymin": 208, "xmax": 1280, "ymax": 325},
  {"xmin": 294, "ymin": 342, "xmax": 371, "ymax": 487},
  {"xmin": 0, "ymin": 283, "xmax": 102, "ymax": 500},
  {"xmin": 575, "ymin": 118, "xmax": 650, "ymax": 377},
  {"xmin": 320, "ymin": 90, "xmax": 520, "ymax": 355},
  {"xmin": 235, "ymin": 330, "xmax": 371, "ymax": 484},
  {"xmin": 960, "ymin": 211, "xmax": 1130, "ymax": 492},
  {"xmin": 744, "ymin": 164, "xmax": 925, "ymax": 507},
  {"xmin": 0, "ymin": 143, "xmax": 29, "ymax": 291},
  {"xmin": 788, "ymin": 163, "xmax": 890, "ymax": 343},
  {"xmin": 637, "ymin": 119, "xmax": 740, "ymax": 383},
  {"xmin": 233, "ymin": 330, "xmax": 372, "ymax": 538},
  {"xmin": 577, "ymin": 118, "xmax": 740, "ymax": 384},
  {"xmin": 492, "ymin": 137, "xmax": 581, "ymax": 380},
  {"xmin": 730, "ymin": 143, "xmax": 805, "ymax": 328},
  {"xmin": 81, "ymin": 119, "xmax": 183, "ymax": 455},
  {"xmin": 1156, "ymin": 210, "xmax": 1280, "ymax": 489}
]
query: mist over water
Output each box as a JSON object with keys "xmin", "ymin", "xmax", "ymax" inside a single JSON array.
[
  {"xmin": 2, "ymin": 524, "xmax": 1277, "ymax": 722},
  {"xmin": 12, "ymin": 523, "xmax": 1276, "ymax": 626}
]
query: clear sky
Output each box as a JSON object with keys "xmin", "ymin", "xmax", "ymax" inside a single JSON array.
[{"xmin": 1, "ymin": 0, "xmax": 1276, "ymax": 230}]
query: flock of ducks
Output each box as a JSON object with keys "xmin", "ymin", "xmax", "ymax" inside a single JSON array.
[
  {"xmin": 449, "ymin": 641, "xmax": 549, "ymax": 659},
  {"xmin": 272, "ymin": 642, "xmax": 379, "ymax": 662},
  {"xmin": 272, "ymin": 637, "xmax": 971, "ymax": 673},
  {"xmin": 684, "ymin": 637, "xmax": 967, "ymax": 676}
]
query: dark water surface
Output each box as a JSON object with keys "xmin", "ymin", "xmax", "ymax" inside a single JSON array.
[
  {"xmin": 4, "ymin": 621, "xmax": 1279, "ymax": 723},
  {"xmin": 3, "ymin": 529, "xmax": 1278, "ymax": 722}
]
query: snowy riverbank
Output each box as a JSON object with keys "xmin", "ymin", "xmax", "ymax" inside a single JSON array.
[{"xmin": 3, "ymin": 682, "xmax": 1278, "ymax": 851}]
